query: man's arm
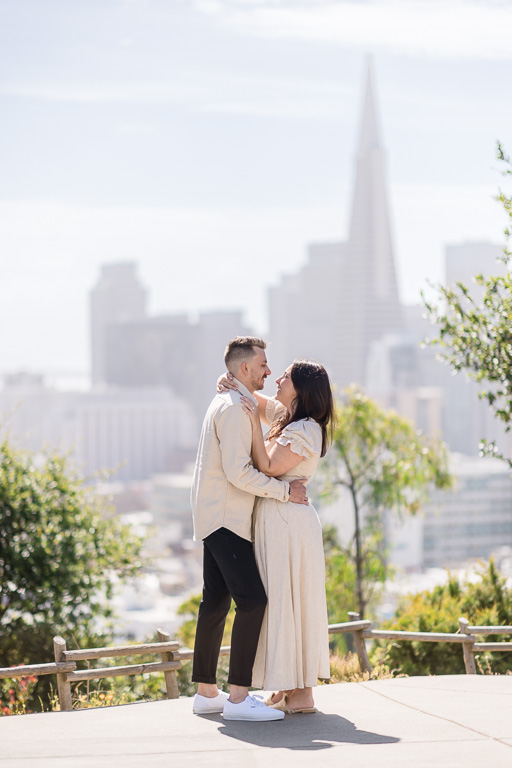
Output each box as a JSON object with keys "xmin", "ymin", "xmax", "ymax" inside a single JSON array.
[
  {"xmin": 216, "ymin": 404, "xmax": 289, "ymax": 501},
  {"xmin": 216, "ymin": 404, "xmax": 300, "ymax": 502}
]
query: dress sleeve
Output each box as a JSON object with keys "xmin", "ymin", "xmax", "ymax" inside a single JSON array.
[
  {"xmin": 265, "ymin": 397, "xmax": 287, "ymax": 424},
  {"xmin": 276, "ymin": 420, "xmax": 322, "ymax": 459}
]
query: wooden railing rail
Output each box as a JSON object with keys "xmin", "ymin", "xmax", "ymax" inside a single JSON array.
[
  {"xmin": 0, "ymin": 662, "xmax": 76, "ymax": 680},
  {"xmin": 178, "ymin": 646, "xmax": 231, "ymax": 661},
  {"xmin": 329, "ymin": 620, "xmax": 372, "ymax": 633},
  {"xmin": 467, "ymin": 625, "xmax": 512, "ymax": 634},
  {"xmin": 61, "ymin": 640, "xmax": 179, "ymax": 662},
  {"xmin": 67, "ymin": 660, "xmax": 180, "ymax": 682},
  {"xmin": 473, "ymin": 643, "xmax": 512, "ymax": 651},
  {"xmin": 362, "ymin": 630, "xmax": 473, "ymax": 643}
]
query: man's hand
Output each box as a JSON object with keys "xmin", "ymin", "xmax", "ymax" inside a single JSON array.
[{"xmin": 288, "ymin": 479, "xmax": 308, "ymax": 505}]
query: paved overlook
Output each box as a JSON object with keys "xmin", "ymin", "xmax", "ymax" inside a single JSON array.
[{"xmin": 1, "ymin": 676, "xmax": 512, "ymax": 768}]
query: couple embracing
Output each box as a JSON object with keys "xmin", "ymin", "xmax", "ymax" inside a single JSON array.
[{"xmin": 191, "ymin": 336, "xmax": 334, "ymax": 721}]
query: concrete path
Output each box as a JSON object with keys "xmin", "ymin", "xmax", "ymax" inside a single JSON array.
[{"xmin": 1, "ymin": 675, "xmax": 511, "ymax": 767}]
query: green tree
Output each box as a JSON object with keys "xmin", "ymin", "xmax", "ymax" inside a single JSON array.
[
  {"xmin": 323, "ymin": 388, "xmax": 452, "ymax": 618},
  {"xmin": 423, "ymin": 143, "xmax": 512, "ymax": 464},
  {"xmin": 0, "ymin": 437, "xmax": 144, "ymax": 710},
  {"xmin": 372, "ymin": 559, "xmax": 512, "ymax": 675},
  {"xmin": 323, "ymin": 524, "xmax": 386, "ymax": 654}
]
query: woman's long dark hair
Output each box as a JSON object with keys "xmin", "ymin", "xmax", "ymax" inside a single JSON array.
[{"xmin": 267, "ymin": 359, "xmax": 335, "ymax": 457}]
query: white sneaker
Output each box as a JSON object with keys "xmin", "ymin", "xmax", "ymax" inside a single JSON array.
[
  {"xmin": 193, "ymin": 690, "xmax": 229, "ymax": 714},
  {"xmin": 223, "ymin": 694, "xmax": 285, "ymax": 721}
]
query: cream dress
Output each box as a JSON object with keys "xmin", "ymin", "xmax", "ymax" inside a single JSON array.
[{"xmin": 251, "ymin": 398, "xmax": 330, "ymax": 691}]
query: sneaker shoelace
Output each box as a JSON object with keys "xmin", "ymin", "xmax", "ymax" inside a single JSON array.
[{"xmin": 249, "ymin": 695, "xmax": 266, "ymax": 708}]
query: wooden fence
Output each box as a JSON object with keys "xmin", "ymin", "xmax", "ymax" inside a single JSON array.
[
  {"xmin": 0, "ymin": 628, "xmax": 180, "ymax": 711},
  {"xmin": 1, "ymin": 616, "xmax": 511, "ymax": 711}
]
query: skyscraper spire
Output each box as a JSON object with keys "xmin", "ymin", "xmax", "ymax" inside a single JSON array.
[
  {"xmin": 332, "ymin": 58, "xmax": 403, "ymax": 386},
  {"xmin": 357, "ymin": 57, "xmax": 381, "ymax": 155},
  {"xmin": 268, "ymin": 58, "xmax": 403, "ymax": 390}
]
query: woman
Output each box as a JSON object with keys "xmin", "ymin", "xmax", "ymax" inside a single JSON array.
[{"xmin": 218, "ymin": 359, "xmax": 334, "ymax": 713}]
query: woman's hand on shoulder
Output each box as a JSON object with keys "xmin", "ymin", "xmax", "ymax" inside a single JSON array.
[
  {"xmin": 217, "ymin": 371, "xmax": 238, "ymax": 393},
  {"xmin": 240, "ymin": 396, "xmax": 261, "ymax": 427}
]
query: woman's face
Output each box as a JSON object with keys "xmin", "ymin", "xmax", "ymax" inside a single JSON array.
[{"xmin": 275, "ymin": 365, "xmax": 297, "ymax": 412}]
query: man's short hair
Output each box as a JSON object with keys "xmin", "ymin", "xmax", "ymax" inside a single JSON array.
[{"xmin": 224, "ymin": 336, "xmax": 266, "ymax": 371}]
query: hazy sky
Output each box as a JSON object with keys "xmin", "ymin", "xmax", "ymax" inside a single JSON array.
[{"xmin": 1, "ymin": 0, "xmax": 510, "ymax": 373}]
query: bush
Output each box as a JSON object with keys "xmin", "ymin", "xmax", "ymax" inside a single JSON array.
[
  {"xmin": 0, "ymin": 437, "xmax": 145, "ymax": 711},
  {"xmin": 371, "ymin": 559, "xmax": 512, "ymax": 675},
  {"xmin": 328, "ymin": 649, "xmax": 405, "ymax": 683},
  {"xmin": 0, "ymin": 672, "xmax": 39, "ymax": 716}
]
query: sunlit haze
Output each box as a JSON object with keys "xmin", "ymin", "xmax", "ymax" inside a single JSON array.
[{"xmin": 1, "ymin": 0, "xmax": 509, "ymax": 373}]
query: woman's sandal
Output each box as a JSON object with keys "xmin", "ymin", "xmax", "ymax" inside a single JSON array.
[{"xmin": 267, "ymin": 693, "xmax": 317, "ymax": 714}]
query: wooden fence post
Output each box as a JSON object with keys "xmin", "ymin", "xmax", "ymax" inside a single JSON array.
[
  {"xmin": 348, "ymin": 612, "xmax": 372, "ymax": 674},
  {"xmin": 459, "ymin": 617, "xmax": 477, "ymax": 674},
  {"xmin": 157, "ymin": 628, "xmax": 180, "ymax": 699},
  {"xmin": 53, "ymin": 636, "xmax": 73, "ymax": 711}
]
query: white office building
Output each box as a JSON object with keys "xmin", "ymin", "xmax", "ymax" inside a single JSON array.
[
  {"xmin": 90, "ymin": 262, "xmax": 148, "ymax": 386},
  {"xmin": 421, "ymin": 454, "xmax": 512, "ymax": 568},
  {"xmin": 0, "ymin": 376, "xmax": 197, "ymax": 482}
]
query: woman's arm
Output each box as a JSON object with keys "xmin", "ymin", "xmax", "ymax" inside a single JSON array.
[
  {"xmin": 241, "ymin": 397, "xmax": 304, "ymax": 477},
  {"xmin": 217, "ymin": 372, "xmax": 272, "ymax": 424},
  {"xmin": 252, "ymin": 391, "xmax": 272, "ymax": 424}
]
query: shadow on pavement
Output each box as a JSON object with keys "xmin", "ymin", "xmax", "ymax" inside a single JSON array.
[{"xmin": 199, "ymin": 712, "xmax": 400, "ymax": 751}]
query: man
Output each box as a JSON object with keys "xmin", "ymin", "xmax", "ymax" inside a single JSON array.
[{"xmin": 191, "ymin": 336, "xmax": 307, "ymax": 721}]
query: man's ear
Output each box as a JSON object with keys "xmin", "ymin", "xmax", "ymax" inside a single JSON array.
[{"xmin": 239, "ymin": 360, "xmax": 249, "ymax": 377}]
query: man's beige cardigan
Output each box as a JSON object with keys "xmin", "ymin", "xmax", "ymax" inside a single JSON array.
[{"xmin": 191, "ymin": 379, "xmax": 290, "ymax": 542}]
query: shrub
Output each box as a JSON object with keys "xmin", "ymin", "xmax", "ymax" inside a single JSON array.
[
  {"xmin": 0, "ymin": 437, "xmax": 144, "ymax": 710},
  {"xmin": 371, "ymin": 559, "xmax": 512, "ymax": 675}
]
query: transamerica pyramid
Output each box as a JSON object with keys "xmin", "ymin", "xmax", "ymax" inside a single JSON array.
[
  {"xmin": 268, "ymin": 59, "xmax": 403, "ymax": 389},
  {"xmin": 331, "ymin": 58, "xmax": 403, "ymax": 387}
]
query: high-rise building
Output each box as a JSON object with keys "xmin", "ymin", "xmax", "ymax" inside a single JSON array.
[
  {"xmin": 268, "ymin": 60, "xmax": 402, "ymax": 389},
  {"xmin": 267, "ymin": 242, "xmax": 345, "ymax": 381},
  {"xmin": 104, "ymin": 314, "xmax": 197, "ymax": 398},
  {"xmin": 441, "ymin": 241, "xmax": 511, "ymax": 454},
  {"xmin": 90, "ymin": 263, "xmax": 148, "ymax": 386},
  {"xmin": 90, "ymin": 262, "xmax": 252, "ymax": 415},
  {"xmin": 195, "ymin": 310, "xmax": 254, "ymax": 414},
  {"xmin": 0, "ymin": 377, "xmax": 197, "ymax": 482},
  {"xmin": 422, "ymin": 453, "xmax": 512, "ymax": 568},
  {"xmin": 335, "ymin": 61, "xmax": 403, "ymax": 386}
]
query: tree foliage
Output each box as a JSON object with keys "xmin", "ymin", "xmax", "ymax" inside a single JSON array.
[
  {"xmin": 0, "ymin": 437, "xmax": 145, "ymax": 710},
  {"xmin": 423, "ymin": 143, "xmax": 512, "ymax": 463},
  {"xmin": 323, "ymin": 524, "xmax": 386, "ymax": 653},
  {"xmin": 323, "ymin": 388, "xmax": 452, "ymax": 617},
  {"xmin": 372, "ymin": 559, "xmax": 512, "ymax": 675}
]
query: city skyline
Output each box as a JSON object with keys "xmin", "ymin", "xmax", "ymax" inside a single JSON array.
[{"xmin": 1, "ymin": 0, "xmax": 509, "ymax": 373}]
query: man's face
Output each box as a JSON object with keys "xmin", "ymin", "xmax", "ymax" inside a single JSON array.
[{"xmin": 247, "ymin": 347, "xmax": 271, "ymax": 391}]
